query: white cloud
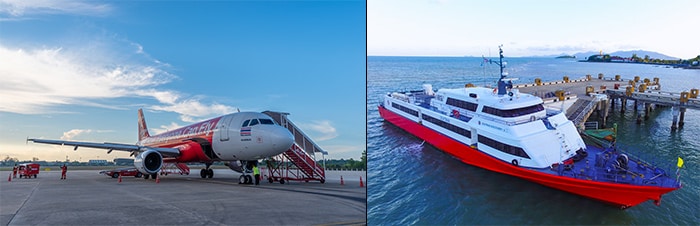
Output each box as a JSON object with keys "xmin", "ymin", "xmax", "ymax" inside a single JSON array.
[
  {"xmin": 298, "ymin": 120, "xmax": 338, "ymax": 142},
  {"xmin": 60, "ymin": 129, "xmax": 113, "ymax": 140},
  {"xmin": 0, "ymin": 0, "xmax": 237, "ymax": 122},
  {"xmin": 150, "ymin": 122, "xmax": 182, "ymax": 135},
  {"xmin": 151, "ymin": 98, "xmax": 236, "ymax": 123},
  {"xmin": 0, "ymin": 42, "xmax": 236, "ymax": 122},
  {"xmin": 0, "ymin": 0, "xmax": 111, "ymax": 18},
  {"xmin": 0, "ymin": 45, "xmax": 173, "ymax": 114}
]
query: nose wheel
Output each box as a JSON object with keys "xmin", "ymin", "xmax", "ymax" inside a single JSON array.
[{"xmin": 239, "ymin": 175, "xmax": 253, "ymax": 184}]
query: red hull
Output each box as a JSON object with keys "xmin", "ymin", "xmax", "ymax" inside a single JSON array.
[{"xmin": 379, "ymin": 105, "xmax": 678, "ymax": 208}]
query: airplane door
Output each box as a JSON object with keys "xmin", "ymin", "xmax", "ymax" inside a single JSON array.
[{"xmin": 219, "ymin": 115, "xmax": 234, "ymax": 141}]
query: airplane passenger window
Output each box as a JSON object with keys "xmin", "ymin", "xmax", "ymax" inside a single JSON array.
[
  {"xmin": 260, "ymin": 119, "xmax": 274, "ymax": 125},
  {"xmin": 249, "ymin": 119, "xmax": 260, "ymax": 126},
  {"xmin": 242, "ymin": 119, "xmax": 250, "ymax": 127}
]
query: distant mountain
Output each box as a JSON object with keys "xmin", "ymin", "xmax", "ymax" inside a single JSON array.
[{"xmin": 573, "ymin": 50, "xmax": 679, "ymax": 60}]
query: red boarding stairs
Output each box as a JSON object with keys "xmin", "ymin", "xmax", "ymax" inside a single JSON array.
[
  {"xmin": 159, "ymin": 163, "xmax": 190, "ymax": 176},
  {"xmin": 263, "ymin": 111, "xmax": 327, "ymax": 184}
]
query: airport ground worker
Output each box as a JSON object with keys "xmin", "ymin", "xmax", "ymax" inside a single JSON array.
[
  {"xmin": 13, "ymin": 164, "xmax": 18, "ymax": 178},
  {"xmin": 253, "ymin": 165, "xmax": 260, "ymax": 185},
  {"xmin": 60, "ymin": 164, "xmax": 67, "ymax": 180}
]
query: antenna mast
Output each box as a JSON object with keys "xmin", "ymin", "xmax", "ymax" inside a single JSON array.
[{"xmin": 490, "ymin": 45, "xmax": 511, "ymax": 96}]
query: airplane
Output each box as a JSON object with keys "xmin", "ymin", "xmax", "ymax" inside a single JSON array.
[{"xmin": 27, "ymin": 109, "xmax": 295, "ymax": 184}]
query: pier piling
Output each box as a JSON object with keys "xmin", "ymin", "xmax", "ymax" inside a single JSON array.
[
  {"xmin": 679, "ymin": 108, "xmax": 686, "ymax": 128},
  {"xmin": 644, "ymin": 103, "xmax": 651, "ymax": 120},
  {"xmin": 671, "ymin": 106, "xmax": 679, "ymax": 131}
]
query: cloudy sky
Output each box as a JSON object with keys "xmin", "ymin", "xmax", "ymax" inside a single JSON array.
[
  {"xmin": 0, "ymin": 0, "xmax": 366, "ymax": 161},
  {"xmin": 369, "ymin": 0, "xmax": 700, "ymax": 58}
]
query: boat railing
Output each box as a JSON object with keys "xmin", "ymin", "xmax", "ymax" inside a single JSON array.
[
  {"xmin": 476, "ymin": 114, "xmax": 517, "ymax": 126},
  {"xmin": 571, "ymin": 98, "xmax": 599, "ymax": 126},
  {"xmin": 476, "ymin": 112, "xmax": 542, "ymax": 126}
]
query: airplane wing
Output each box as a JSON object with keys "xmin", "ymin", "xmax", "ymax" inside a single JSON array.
[{"xmin": 27, "ymin": 138, "xmax": 180, "ymax": 157}]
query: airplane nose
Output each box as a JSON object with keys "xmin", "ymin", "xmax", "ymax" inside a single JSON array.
[{"xmin": 269, "ymin": 126, "xmax": 294, "ymax": 152}]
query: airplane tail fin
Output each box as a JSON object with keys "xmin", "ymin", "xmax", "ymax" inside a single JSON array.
[{"xmin": 137, "ymin": 108, "xmax": 151, "ymax": 141}]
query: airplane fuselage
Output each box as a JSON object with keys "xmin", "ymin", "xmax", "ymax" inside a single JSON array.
[{"xmin": 140, "ymin": 112, "xmax": 294, "ymax": 163}]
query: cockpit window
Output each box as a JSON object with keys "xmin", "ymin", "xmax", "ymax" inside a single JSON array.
[
  {"xmin": 249, "ymin": 119, "xmax": 260, "ymax": 126},
  {"xmin": 260, "ymin": 119, "xmax": 274, "ymax": 125},
  {"xmin": 242, "ymin": 119, "xmax": 250, "ymax": 127}
]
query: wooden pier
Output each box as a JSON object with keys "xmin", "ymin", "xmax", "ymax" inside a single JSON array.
[{"xmin": 514, "ymin": 74, "xmax": 698, "ymax": 131}]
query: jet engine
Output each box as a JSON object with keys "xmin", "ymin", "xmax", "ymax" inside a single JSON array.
[{"xmin": 134, "ymin": 149, "xmax": 163, "ymax": 175}]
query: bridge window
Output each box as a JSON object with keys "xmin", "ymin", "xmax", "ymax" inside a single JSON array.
[
  {"xmin": 478, "ymin": 135, "xmax": 530, "ymax": 159},
  {"xmin": 392, "ymin": 102, "xmax": 419, "ymax": 117},
  {"xmin": 482, "ymin": 104, "xmax": 544, "ymax": 118},
  {"xmin": 446, "ymin": 97, "xmax": 478, "ymax": 111},
  {"xmin": 421, "ymin": 114, "xmax": 471, "ymax": 138}
]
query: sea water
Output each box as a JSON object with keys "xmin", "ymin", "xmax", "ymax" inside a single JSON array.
[{"xmin": 367, "ymin": 56, "xmax": 700, "ymax": 225}]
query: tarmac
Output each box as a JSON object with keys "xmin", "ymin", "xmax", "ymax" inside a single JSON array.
[{"xmin": 0, "ymin": 169, "xmax": 366, "ymax": 225}]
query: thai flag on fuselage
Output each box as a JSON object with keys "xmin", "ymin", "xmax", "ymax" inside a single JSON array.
[{"xmin": 240, "ymin": 127, "xmax": 251, "ymax": 136}]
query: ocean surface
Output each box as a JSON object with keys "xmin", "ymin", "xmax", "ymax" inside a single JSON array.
[{"xmin": 367, "ymin": 56, "xmax": 700, "ymax": 225}]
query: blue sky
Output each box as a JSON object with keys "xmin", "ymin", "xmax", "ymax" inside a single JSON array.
[
  {"xmin": 0, "ymin": 0, "xmax": 366, "ymax": 161},
  {"xmin": 369, "ymin": 0, "xmax": 700, "ymax": 58}
]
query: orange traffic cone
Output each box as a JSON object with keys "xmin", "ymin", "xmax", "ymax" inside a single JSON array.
[
  {"xmin": 118, "ymin": 174, "xmax": 122, "ymax": 183},
  {"xmin": 7, "ymin": 173, "xmax": 11, "ymax": 182},
  {"xmin": 359, "ymin": 176, "xmax": 364, "ymax": 187},
  {"xmin": 340, "ymin": 176, "xmax": 344, "ymax": 185},
  {"xmin": 155, "ymin": 175, "xmax": 160, "ymax": 183}
]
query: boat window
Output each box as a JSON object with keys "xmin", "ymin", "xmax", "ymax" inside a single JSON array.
[
  {"xmin": 478, "ymin": 135, "xmax": 530, "ymax": 159},
  {"xmin": 259, "ymin": 119, "xmax": 274, "ymax": 125},
  {"xmin": 249, "ymin": 119, "xmax": 260, "ymax": 126},
  {"xmin": 241, "ymin": 119, "xmax": 250, "ymax": 127},
  {"xmin": 422, "ymin": 114, "xmax": 471, "ymax": 138},
  {"xmin": 446, "ymin": 97, "xmax": 478, "ymax": 111},
  {"xmin": 482, "ymin": 104, "xmax": 544, "ymax": 118},
  {"xmin": 391, "ymin": 102, "xmax": 419, "ymax": 117}
]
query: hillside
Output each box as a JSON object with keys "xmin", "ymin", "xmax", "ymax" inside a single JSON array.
[{"xmin": 573, "ymin": 50, "xmax": 679, "ymax": 60}]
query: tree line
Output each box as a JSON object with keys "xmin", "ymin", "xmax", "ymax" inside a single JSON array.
[
  {"xmin": 319, "ymin": 149, "xmax": 367, "ymax": 170},
  {"xmin": 587, "ymin": 53, "xmax": 700, "ymax": 67}
]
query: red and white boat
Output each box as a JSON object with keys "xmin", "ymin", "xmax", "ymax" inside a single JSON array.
[{"xmin": 378, "ymin": 46, "xmax": 681, "ymax": 208}]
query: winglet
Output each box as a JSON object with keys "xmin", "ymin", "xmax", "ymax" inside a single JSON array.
[{"xmin": 137, "ymin": 109, "xmax": 151, "ymax": 141}]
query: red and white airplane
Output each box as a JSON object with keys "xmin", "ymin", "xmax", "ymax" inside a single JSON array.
[{"xmin": 28, "ymin": 109, "xmax": 294, "ymax": 184}]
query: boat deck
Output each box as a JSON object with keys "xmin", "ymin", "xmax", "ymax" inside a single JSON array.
[{"xmin": 531, "ymin": 136, "xmax": 680, "ymax": 188}]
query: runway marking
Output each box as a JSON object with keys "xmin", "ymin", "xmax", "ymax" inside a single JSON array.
[
  {"xmin": 178, "ymin": 177, "xmax": 367, "ymax": 203},
  {"xmin": 314, "ymin": 219, "xmax": 367, "ymax": 226},
  {"xmin": 8, "ymin": 180, "xmax": 41, "ymax": 225}
]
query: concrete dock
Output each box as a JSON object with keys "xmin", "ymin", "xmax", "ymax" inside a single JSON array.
[{"xmin": 1, "ymin": 169, "xmax": 366, "ymax": 225}]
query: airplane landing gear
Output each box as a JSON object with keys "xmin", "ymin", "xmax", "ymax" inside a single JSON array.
[
  {"xmin": 239, "ymin": 175, "xmax": 253, "ymax": 184},
  {"xmin": 201, "ymin": 163, "xmax": 214, "ymax": 178},
  {"xmin": 237, "ymin": 161, "xmax": 255, "ymax": 184}
]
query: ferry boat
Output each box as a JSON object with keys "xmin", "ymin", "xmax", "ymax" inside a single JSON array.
[{"xmin": 378, "ymin": 46, "xmax": 682, "ymax": 208}]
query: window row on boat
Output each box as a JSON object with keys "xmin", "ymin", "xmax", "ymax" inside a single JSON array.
[
  {"xmin": 386, "ymin": 99, "xmax": 543, "ymax": 166},
  {"xmin": 391, "ymin": 102, "xmax": 418, "ymax": 117},
  {"xmin": 421, "ymin": 114, "xmax": 471, "ymax": 138},
  {"xmin": 477, "ymin": 134, "xmax": 530, "ymax": 159}
]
